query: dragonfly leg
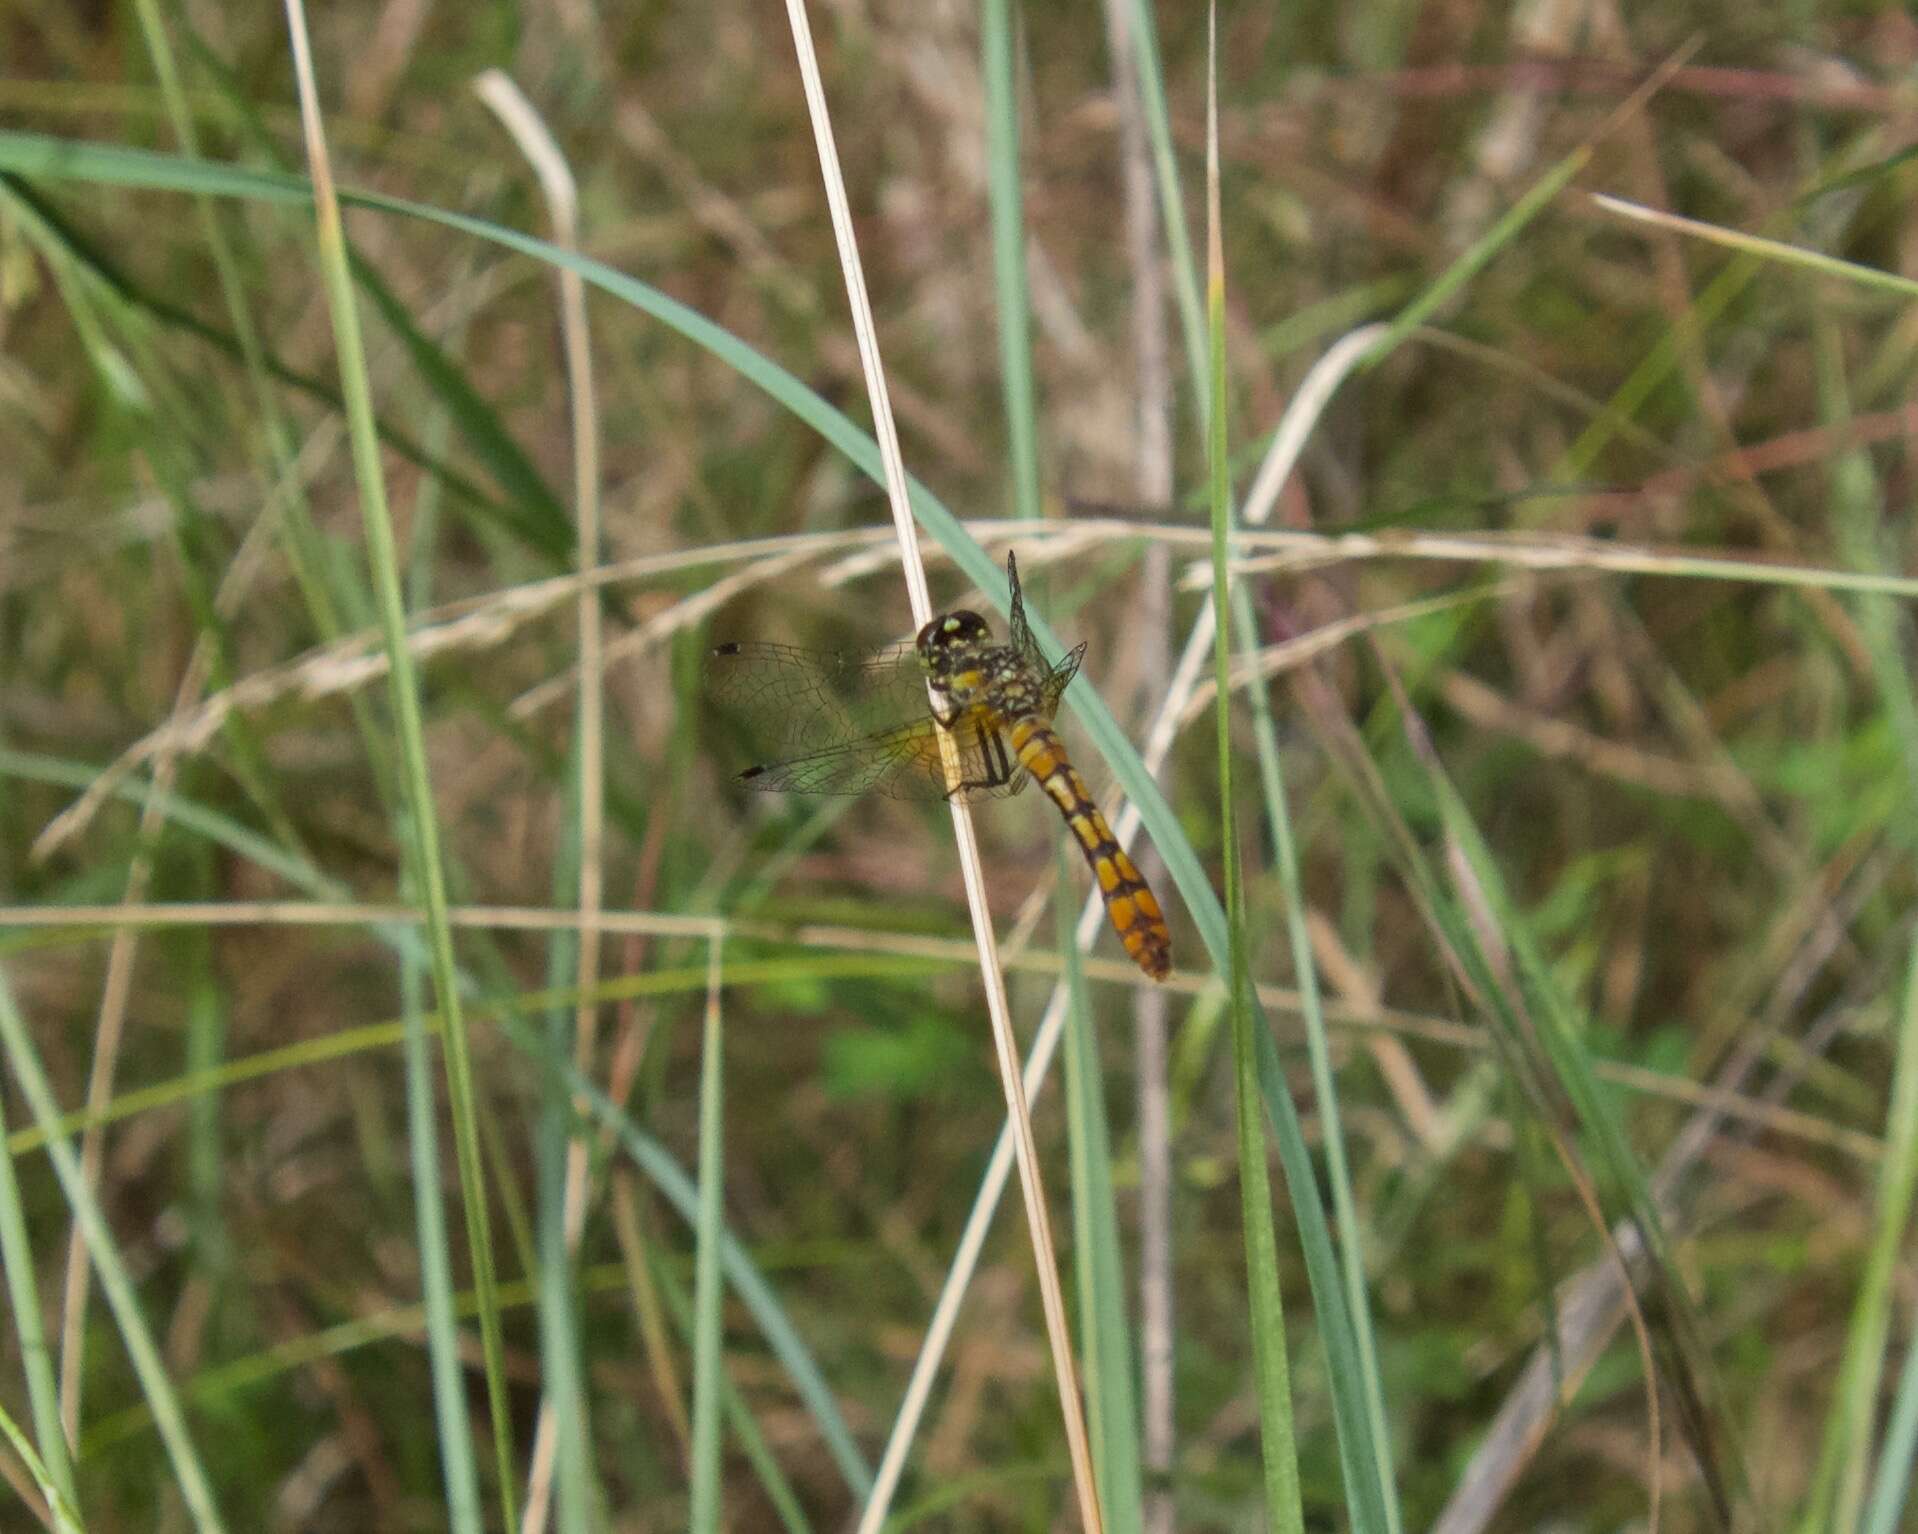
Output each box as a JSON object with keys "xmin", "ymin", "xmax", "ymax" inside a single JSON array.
[{"xmin": 938, "ymin": 721, "xmax": 1018, "ymax": 799}]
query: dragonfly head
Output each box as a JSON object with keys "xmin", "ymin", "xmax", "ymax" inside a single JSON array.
[{"xmin": 917, "ymin": 609, "xmax": 994, "ymax": 694}]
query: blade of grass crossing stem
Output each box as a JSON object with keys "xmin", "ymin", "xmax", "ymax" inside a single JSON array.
[
  {"xmin": 0, "ymin": 968, "xmax": 227, "ymax": 1531},
  {"xmin": 401, "ymin": 949, "xmax": 486, "ymax": 1531},
  {"xmin": 1205, "ymin": 36, "xmax": 1304, "ymax": 1531},
  {"xmin": 1060, "ymin": 875, "xmax": 1145, "ymax": 1534},
  {"xmin": 0, "ymin": 128, "xmax": 1390, "ymax": 1521},
  {"xmin": 690, "ymin": 943, "xmax": 727, "ymax": 1533},
  {"xmin": 0, "ymin": 1399, "xmax": 83, "ymax": 1534},
  {"xmin": 0, "ymin": 1019, "xmax": 75, "ymax": 1510},
  {"xmin": 279, "ymin": 10, "xmax": 519, "ymax": 1522}
]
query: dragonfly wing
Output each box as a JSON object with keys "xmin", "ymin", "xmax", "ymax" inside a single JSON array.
[
  {"xmin": 707, "ymin": 641, "xmax": 925, "ymax": 754},
  {"xmin": 731, "ymin": 714, "xmax": 1026, "ymax": 801},
  {"xmin": 1041, "ymin": 640, "xmax": 1087, "ymax": 718},
  {"xmin": 708, "ymin": 637, "xmax": 1026, "ymax": 802},
  {"xmin": 735, "ymin": 716, "xmax": 952, "ymax": 800}
]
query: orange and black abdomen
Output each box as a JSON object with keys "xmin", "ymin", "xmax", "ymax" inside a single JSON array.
[{"xmin": 1008, "ymin": 719, "xmax": 1172, "ymax": 980}]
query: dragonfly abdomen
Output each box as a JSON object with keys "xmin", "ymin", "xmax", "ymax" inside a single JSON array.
[{"xmin": 1008, "ymin": 718, "xmax": 1172, "ymax": 980}]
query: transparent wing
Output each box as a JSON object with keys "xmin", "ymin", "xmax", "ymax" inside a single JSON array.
[
  {"xmin": 1040, "ymin": 642, "xmax": 1086, "ymax": 718},
  {"xmin": 1003, "ymin": 553, "xmax": 1084, "ymax": 721},
  {"xmin": 707, "ymin": 641, "xmax": 1026, "ymax": 801}
]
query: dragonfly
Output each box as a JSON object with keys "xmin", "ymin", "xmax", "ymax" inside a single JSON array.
[{"xmin": 708, "ymin": 552, "xmax": 1172, "ymax": 981}]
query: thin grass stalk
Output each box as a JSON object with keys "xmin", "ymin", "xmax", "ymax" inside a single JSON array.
[
  {"xmin": 1404, "ymin": 732, "xmax": 1699, "ymax": 1527},
  {"xmin": 1592, "ymin": 192, "xmax": 1918, "ymax": 302},
  {"xmin": 279, "ymin": 4, "xmax": 519, "ymax": 1523},
  {"xmin": 490, "ymin": 993, "xmax": 874, "ymax": 1496},
  {"xmin": 1228, "ymin": 332, "xmax": 1401, "ymax": 1525},
  {"xmin": 982, "ymin": 0, "xmax": 1040, "ymax": 528},
  {"xmin": 611, "ymin": 1179, "xmax": 694, "ymax": 1472},
  {"xmin": 1061, "ymin": 901, "xmax": 1146, "ymax": 1533},
  {"xmin": 649, "ymin": 1234, "xmax": 813, "ymax": 1534},
  {"xmin": 0, "ymin": 1026, "xmax": 74, "ymax": 1508},
  {"xmin": 1794, "ymin": 314, "xmax": 1918, "ymax": 1534},
  {"xmin": 781, "ymin": 1, "xmax": 1103, "ymax": 1525},
  {"xmin": 1358, "ymin": 150, "xmax": 1587, "ymax": 370},
  {"xmin": 1861, "ymin": 1292, "xmax": 1918, "ymax": 1534},
  {"xmin": 689, "ymin": 939, "xmax": 726, "ymax": 1532},
  {"xmin": 0, "ymin": 969, "xmax": 227, "ymax": 1532},
  {"xmin": 1120, "ymin": 0, "xmax": 1206, "ymax": 413},
  {"xmin": 984, "ymin": 3, "xmax": 1138, "ymax": 1519},
  {"xmin": 0, "ymin": 1400, "xmax": 83, "ymax": 1534},
  {"xmin": 470, "ymin": 69, "xmax": 602, "ymax": 1534},
  {"xmin": 1810, "ymin": 928, "xmax": 1918, "ymax": 1526},
  {"xmin": 1066, "ymin": 8, "xmax": 1396, "ymax": 1487},
  {"xmin": 1204, "ymin": 29, "xmax": 1303, "ymax": 1528},
  {"xmin": 399, "ymin": 950, "xmax": 485, "ymax": 1530},
  {"xmin": 60, "ymin": 1, "xmax": 276, "ymax": 1438},
  {"xmin": 529, "ymin": 897, "xmax": 595, "ymax": 1534},
  {"xmin": 1363, "ymin": 48, "xmax": 1698, "ymax": 373}
]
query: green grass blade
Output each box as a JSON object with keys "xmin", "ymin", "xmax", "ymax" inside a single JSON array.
[
  {"xmin": 1862, "ymin": 1325, "xmax": 1918, "ymax": 1534},
  {"xmin": 280, "ymin": 22, "xmax": 520, "ymax": 1522},
  {"xmin": 0, "ymin": 1397, "xmax": 85, "ymax": 1534},
  {"xmin": 0, "ymin": 968, "xmax": 227, "ymax": 1532},
  {"xmin": 535, "ymin": 762, "xmax": 596, "ymax": 1534},
  {"xmin": 1795, "ymin": 329, "xmax": 1918, "ymax": 1534},
  {"xmin": 1361, "ymin": 148, "xmax": 1589, "ymax": 370},
  {"xmin": 399, "ymin": 951, "xmax": 485, "ymax": 1531},
  {"xmin": 689, "ymin": 958, "xmax": 727, "ymax": 1533},
  {"xmin": 1230, "ymin": 576, "xmax": 1397, "ymax": 1528},
  {"xmin": 1060, "ymin": 877, "xmax": 1145, "ymax": 1533},
  {"xmin": 1205, "ymin": 49, "xmax": 1303, "ymax": 1528},
  {"xmin": 1845, "ymin": 940, "xmax": 1918, "ymax": 1534},
  {"xmin": 1119, "ymin": 0, "xmax": 1206, "ymax": 414},
  {"xmin": 350, "ymin": 256, "xmax": 572, "ymax": 562},
  {"xmin": 651, "ymin": 1241, "xmax": 814, "ymax": 1534},
  {"xmin": 0, "ymin": 1033, "xmax": 76, "ymax": 1509},
  {"xmin": 982, "ymin": 0, "xmax": 1040, "ymax": 526},
  {"xmin": 1419, "ymin": 744, "xmax": 1740, "ymax": 1521}
]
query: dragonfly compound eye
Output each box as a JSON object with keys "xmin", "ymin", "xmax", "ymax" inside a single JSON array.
[{"xmin": 916, "ymin": 609, "xmax": 990, "ymax": 664}]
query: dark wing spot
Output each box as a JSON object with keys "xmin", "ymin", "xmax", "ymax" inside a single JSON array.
[
  {"xmin": 712, "ymin": 641, "xmax": 743, "ymax": 657},
  {"xmin": 738, "ymin": 765, "xmax": 768, "ymax": 782}
]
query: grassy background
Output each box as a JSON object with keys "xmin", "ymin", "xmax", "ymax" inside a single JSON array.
[{"xmin": 3, "ymin": 2, "xmax": 1918, "ymax": 1531}]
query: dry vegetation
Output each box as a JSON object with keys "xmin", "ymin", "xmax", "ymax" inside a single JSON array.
[{"xmin": 2, "ymin": 2, "xmax": 1918, "ymax": 1532}]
